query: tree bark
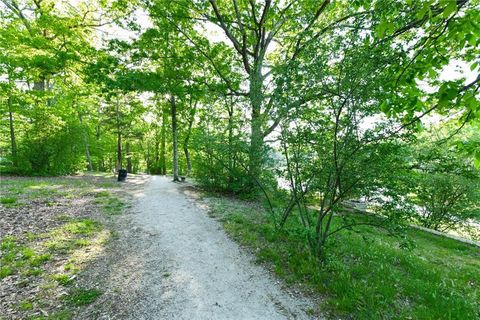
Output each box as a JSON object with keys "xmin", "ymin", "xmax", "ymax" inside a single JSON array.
[
  {"xmin": 160, "ymin": 104, "xmax": 167, "ymax": 175},
  {"xmin": 7, "ymin": 95, "xmax": 17, "ymax": 167},
  {"xmin": 183, "ymin": 102, "xmax": 196, "ymax": 177},
  {"xmin": 171, "ymin": 96, "xmax": 179, "ymax": 181},
  {"xmin": 78, "ymin": 112, "xmax": 93, "ymax": 171},
  {"xmin": 154, "ymin": 133, "xmax": 160, "ymax": 164},
  {"xmin": 126, "ymin": 141, "xmax": 132, "ymax": 173},
  {"xmin": 116, "ymin": 96, "xmax": 122, "ymax": 171},
  {"xmin": 248, "ymin": 67, "xmax": 265, "ymax": 182}
]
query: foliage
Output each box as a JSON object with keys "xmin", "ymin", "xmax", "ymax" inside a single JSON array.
[
  {"xmin": 412, "ymin": 172, "xmax": 480, "ymax": 230},
  {"xmin": 1, "ymin": 1, "xmax": 480, "ymax": 317}
]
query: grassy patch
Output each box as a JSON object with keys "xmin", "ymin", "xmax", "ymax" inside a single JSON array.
[
  {"xmin": 43, "ymin": 219, "xmax": 102, "ymax": 254},
  {"xmin": 19, "ymin": 300, "xmax": 33, "ymax": 311},
  {"xmin": 28, "ymin": 310, "xmax": 72, "ymax": 320},
  {"xmin": 52, "ymin": 274, "xmax": 75, "ymax": 286},
  {"xmin": 1, "ymin": 196, "xmax": 17, "ymax": 204},
  {"xmin": 95, "ymin": 195, "xmax": 125, "ymax": 215},
  {"xmin": 65, "ymin": 288, "xmax": 102, "ymax": 306},
  {"xmin": 0, "ymin": 236, "xmax": 51, "ymax": 279},
  {"xmin": 0, "ymin": 174, "xmax": 121, "ymax": 319},
  {"xmin": 207, "ymin": 196, "xmax": 480, "ymax": 320}
]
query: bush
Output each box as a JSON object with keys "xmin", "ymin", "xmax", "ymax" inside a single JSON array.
[
  {"xmin": 412, "ymin": 172, "xmax": 480, "ymax": 231},
  {"xmin": 16, "ymin": 119, "xmax": 85, "ymax": 175}
]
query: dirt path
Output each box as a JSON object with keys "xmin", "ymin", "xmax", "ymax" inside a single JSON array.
[{"xmin": 76, "ymin": 175, "xmax": 317, "ymax": 320}]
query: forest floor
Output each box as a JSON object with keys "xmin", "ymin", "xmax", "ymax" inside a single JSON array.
[
  {"xmin": 2, "ymin": 174, "xmax": 478, "ymax": 320},
  {"xmin": 0, "ymin": 173, "xmax": 127, "ymax": 319},
  {"xmin": 1, "ymin": 173, "xmax": 319, "ymax": 320}
]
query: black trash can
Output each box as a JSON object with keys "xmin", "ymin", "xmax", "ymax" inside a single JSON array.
[{"xmin": 117, "ymin": 169, "xmax": 127, "ymax": 182}]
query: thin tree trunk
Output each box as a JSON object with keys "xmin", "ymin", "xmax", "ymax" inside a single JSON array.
[
  {"xmin": 160, "ymin": 105, "xmax": 167, "ymax": 175},
  {"xmin": 227, "ymin": 101, "xmax": 234, "ymax": 181},
  {"xmin": 7, "ymin": 95, "xmax": 18, "ymax": 167},
  {"xmin": 183, "ymin": 102, "xmax": 196, "ymax": 177},
  {"xmin": 171, "ymin": 96, "xmax": 179, "ymax": 181},
  {"xmin": 248, "ymin": 68, "xmax": 264, "ymax": 184},
  {"xmin": 84, "ymin": 139, "xmax": 93, "ymax": 172},
  {"xmin": 116, "ymin": 96, "xmax": 122, "ymax": 171},
  {"xmin": 154, "ymin": 134, "xmax": 160, "ymax": 164},
  {"xmin": 146, "ymin": 140, "xmax": 151, "ymax": 173},
  {"xmin": 78, "ymin": 112, "xmax": 93, "ymax": 171},
  {"xmin": 126, "ymin": 141, "xmax": 132, "ymax": 173}
]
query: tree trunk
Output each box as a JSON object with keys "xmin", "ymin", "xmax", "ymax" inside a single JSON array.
[
  {"xmin": 78, "ymin": 112, "xmax": 93, "ymax": 171},
  {"xmin": 248, "ymin": 68, "xmax": 265, "ymax": 183},
  {"xmin": 160, "ymin": 105, "xmax": 167, "ymax": 175},
  {"xmin": 7, "ymin": 95, "xmax": 18, "ymax": 167},
  {"xmin": 171, "ymin": 96, "xmax": 179, "ymax": 181},
  {"xmin": 126, "ymin": 141, "xmax": 132, "ymax": 173},
  {"xmin": 154, "ymin": 134, "xmax": 160, "ymax": 164},
  {"xmin": 146, "ymin": 140, "xmax": 151, "ymax": 173},
  {"xmin": 183, "ymin": 102, "xmax": 196, "ymax": 177},
  {"xmin": 116, "ymin": 96, "xmax": 122, "ymax": 171},
  {"xmin": 227, "ymin": 100, "xmax": 234, "ymax": 185}
]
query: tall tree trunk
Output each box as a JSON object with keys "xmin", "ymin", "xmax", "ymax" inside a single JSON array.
[
  {"xmin": 227, "ymin": 100, "xmax": 234, "ymax": 175},
  {"xmin": 154, "ymin": 133, "xmax": 160, "ymax": 164},
  {"xmin": 116, "ymin": 96, "xmax": 122, "ymax": 171},
  {"xmin": 126, "ymin": 141, "xmax": 132, "ymax": 173},
  {"xmin": 78, "ymin": 112, "xmax": 93, "ymax": 171},
  {"xmin": 183, "ymin": 102, "xmax": 196, "ymax": 177},
  {"xmin": 7, "ymin": 95, "xmax": 17, "ymax": 167},
  {"xmin": 146, "ymin": 140, "xmax": 151, "ymax": 173},
  {"xmin": 85, "ymin": 139, "xmax": 93, "ymax": 171},
  {"xmin": 248, "ymin": 67, "xmax": 264, "ymax": 184},
  {"xmin": 160, "ymin": 105, "xmax": 167, "ymax": 175},
  {"xmin": 171, "ymin": 96, "xmax": 179, "ymax": 181}
]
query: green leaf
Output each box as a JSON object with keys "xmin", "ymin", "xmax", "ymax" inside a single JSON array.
[
  {"xmin": 442, "ymin": 1, "xmax": 457, "ymax": 17},
  {"xmin": 470, "ymin": 61, "xmax": 479, "ymax": 71}
]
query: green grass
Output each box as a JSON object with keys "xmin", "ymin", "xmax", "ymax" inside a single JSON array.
[
  {"xmin": 1, "ymin": 196, "xmax": 17, "ymax": 204},
  {"xmin": 0, "ymin": 236, "xmax": 51, "ymax": 279},
  {"xmin": 19, "ymin": 300, "xmax": 33, "ymax": 311},
  {"xmin": 43, "ymin": 219, "xmax": 102, "ymax": 253},
  {"xmin": 208, "ymin": 196, "xmax": 480, "ymax": 320},
  {"xmin": 65, "ymin": 288, "xmax": 102, "ymax": 306},
  {"xmin": 28, "ymin": 310, "xmax": 72, "ymax": 320},
  {"xmin": 95, "ymin": 195, "xmax": 125, "ymax": 215},
  {"xmin": 52, "ymin": 274, "xmax": 74, "ymax": 286}
]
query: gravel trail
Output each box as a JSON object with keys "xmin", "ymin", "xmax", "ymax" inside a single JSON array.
[{"xmin": 77, "ymin": 175, "xmax": 317, "ymax": 320}]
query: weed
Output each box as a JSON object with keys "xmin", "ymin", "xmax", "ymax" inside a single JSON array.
[
  {"xmin": 65, "ymin": 288, "xmax": 101, "ymax": 306},
  {"xmin": 94, "ymin": 191, "xmax": 109, "ymax": 198},
  {"xmin": 95, "ymin": 196, "xmax": 124, "ymax": 215},
  {"xmin": 0, "ymin": 266, "xmax": 13, "ymax": 279},
  {"xmin": 1, "ymin": 197, "xmax": 17, "ymax": 204},
  {"xmin": 19, "ymin": 300, "xmax": 33, "ymax": 311},
  {"xmin": 28, "ymin": 310, "xmax": 72, "ymax": 320},
  {"xmin": 52, "ymin": 274, "xmax": 74, "ymax": 286}
]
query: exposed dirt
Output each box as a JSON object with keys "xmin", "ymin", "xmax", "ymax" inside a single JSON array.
[
  {"xmin": 0, "ymin": 175, "xmax": 119, "ymax": 319},
  {"xmin": 76, "ymin": 175, "xmax": 320, "ymax": 320}
]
